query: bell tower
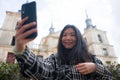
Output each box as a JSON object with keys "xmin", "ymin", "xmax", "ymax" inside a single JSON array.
[
  {"xmin": 83, "ymin": 12, "xmax": 118, "ymax": 64},
  {"xmin": 0, "ymin": 11, "xmax": 21, "ymax": 46},
  {"xmin": 49, "ymin": 23, "xmax": 55, "ymax": 34},
  {"xmin": 0, "ymin": 11, "xmax": 21, "ymax": 62}
]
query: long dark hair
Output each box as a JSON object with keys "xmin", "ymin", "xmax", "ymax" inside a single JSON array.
[{"xmin": 57, "ymin": 24, "xmax": 93, "ymax": 65}]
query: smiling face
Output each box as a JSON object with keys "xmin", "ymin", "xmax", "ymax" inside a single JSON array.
[{"xmin": 62, "ymin": 28, "xmax": 76, "ymax": 49}]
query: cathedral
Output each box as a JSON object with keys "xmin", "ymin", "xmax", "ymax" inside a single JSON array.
[{"xmin": 0, "ymin": 11, "xmax": 118, "ymax": 64}]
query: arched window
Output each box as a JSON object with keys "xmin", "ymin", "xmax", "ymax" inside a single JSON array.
[
  {"xmin": 103, "ymin": 48, "xmax": 108, "ymax": 56},
  {"xmin": 98, "ymin": 34, "xmax": 103, "ymax": 43},
  {"xmin": 11, "ymin": 36, "xmax": 15, "ymax": 46}
]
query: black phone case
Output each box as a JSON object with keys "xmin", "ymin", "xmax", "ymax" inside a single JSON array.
[{"xmin": 21, "ymin": 1, "xmax": 37, "ymax": 39}]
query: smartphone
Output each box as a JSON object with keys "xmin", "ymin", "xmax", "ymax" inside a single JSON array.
[{"xmin": 21, "ymin": 1, "xmax": 37, "ymax": 39}]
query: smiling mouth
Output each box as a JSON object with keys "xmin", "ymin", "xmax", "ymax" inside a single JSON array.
[{"xmin": 64, "ymin": 42, "xmax": 73, "ymax": 46}]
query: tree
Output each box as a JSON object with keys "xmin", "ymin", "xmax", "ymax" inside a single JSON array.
[{"xmin": 106, "ymin": 62, "xmax": 120, "ymax": 80}]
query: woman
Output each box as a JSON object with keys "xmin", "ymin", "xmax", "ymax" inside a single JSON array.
[{"xmin": 14, "ymin": 17, "xmax": 112, "ymax": 80}]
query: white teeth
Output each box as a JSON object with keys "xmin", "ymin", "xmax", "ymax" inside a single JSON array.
[
  {"xmin": 66, "ymin": 42, "xmax": 71, "ymax": 43},
  {"xmin": 66, "ymin": 41, "xmax": 72, "ymax": 43}
]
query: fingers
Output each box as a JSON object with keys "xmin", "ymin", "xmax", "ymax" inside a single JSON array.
[
  {"xmin": 16, "ymin": 17, "xmax": 28, "ymax": 30},
  {"xmin": 76, "ymin": 64, "xmax": 86, "ymax": 71},
  {"xmin": 15, "ymin": 17, "xmax": 37, "ymax": 40},
  {"xmin": 75, "ymin": 63, "xmax": 88, "ymax": 75},
  {"xmin": 79, "ymin": 69, "xmax": 88, "ymax": 75},
  {"xmin": 20, "ymin": 28, "xmax": 37, "ymax": 39},
  {"xmin": 15, "ymin": 16, "xmax": 36, "ymax": 39},
  {"xmin": 75, "ymin": 63, "xmax": 96, "ymax": 75},
  {"xmin": 16, "ymin": 22, "xmax": 36, "ymax": 38},
  {"xmin": 14, "ymin": 17, "xmax": 37, "ymax": 51}
]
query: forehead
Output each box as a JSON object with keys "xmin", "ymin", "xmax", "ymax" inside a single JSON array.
[{"xmin": 64, "ymin": 28, "xmax": 75, "ymax": 33}]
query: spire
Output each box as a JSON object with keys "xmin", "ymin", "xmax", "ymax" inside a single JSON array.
[
  {"xmin": 26, "ymin": 0, "xmax": 29, "ymax": 3},
  {"xmin": 85, "ymin": 10, "xmax": 96, "ymax": 29},
  {"xmin": 85, "ymin": 10, "xmax": 88, "ymax": 19},
  {"xmin": 49, "ymin": 22, "xmax": 54, "ymax": 34}
]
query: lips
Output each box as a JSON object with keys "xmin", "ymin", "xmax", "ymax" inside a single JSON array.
[
  {"xmin": 65, "ymin": 42, "xmax": 72, "ymax": 45},
  {"xmin": 63, "ymin": 41, "xmax": 73, "ymax": 48}
]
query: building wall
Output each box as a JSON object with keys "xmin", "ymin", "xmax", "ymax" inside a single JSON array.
[
  {"xmin": 0, "ymin": 45, "xmax": 13, "ymax": 62},
  {"xmin": 0, "ymin": 11, "xmax": 39, "ymax": 62},
  {"xmin": 0, "ymin": 11, "xmax": 21, "ymax": 46},
  {"xmin": 0, "ymin": 11, "xmax": 118, "ymax": 64},
  {"xmin": 39, "ymin": 31, "xmax": 60, "ymax": 58},
  {"xmin": 83, "ymin": 27, "xmax": 117, "ymax": 64}
]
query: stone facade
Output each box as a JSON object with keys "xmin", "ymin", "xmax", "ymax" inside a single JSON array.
[
  {"xmin": 0, "ymin": 11, "xmax": 118, "ymax": 64},
  {"xmin": 0, "ymin": 11, "xmax": 39, "ymax": 63},
  {"xmin": 83, "ymin": 27, "xmax": 117, "ymax": 64},
  {"xmin": 39, "ymin": 31, "xmax": 60, "ymax": 58},
  {"xmin": 0, "ymin": 11, "xmax": 20, "ymax": 46},
  {"xmin": 0, "ymin": 11, "xmax": 21, "ymax": 62}
]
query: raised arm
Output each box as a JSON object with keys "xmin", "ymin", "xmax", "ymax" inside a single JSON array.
[
  {"xmin": 14, "ymin": 17, "xmax": 37, "ymax": 53},
  {"xmin": 15, "ymin": 47, "xmax": 56, "ymax": 80},
  {"xmin": 14, "ymin": 17, "xmax": 55, "ymax": 80}
]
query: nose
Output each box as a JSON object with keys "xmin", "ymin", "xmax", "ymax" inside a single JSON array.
[{"xmin": 66, "ymin": 35, "xmax": 71, "ymax": 40}]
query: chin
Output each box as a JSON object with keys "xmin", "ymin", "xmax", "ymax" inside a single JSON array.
[{"xmin": 65, "ymin": 46, "xmax": 73, "ymax": 49}]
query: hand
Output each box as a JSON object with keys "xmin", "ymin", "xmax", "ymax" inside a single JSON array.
[
  {"xmin": 15, "ymin": 17, "xmax": 37, "ymax": 52},
  {"xmin": 75, "ymin": 62, "xmax": 96, "ymax": 75}
]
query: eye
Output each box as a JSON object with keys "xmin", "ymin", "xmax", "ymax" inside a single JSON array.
[
  {"xmin": 63, "ymin": 34, "xmax": 66, "ymax": 36},
  {"xmin": 71, "ymin": 33, "xmax": 75, "ymax": 36}
]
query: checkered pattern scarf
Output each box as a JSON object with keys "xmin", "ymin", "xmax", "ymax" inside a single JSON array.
[{"xmin": 16, "ymin": 47, "xmax": 112, "ymax": 80}]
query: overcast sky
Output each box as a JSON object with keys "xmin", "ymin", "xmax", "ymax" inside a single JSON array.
[{"xmin": 0, "ymin": 0, "xmax": 120, "ymax": 63}]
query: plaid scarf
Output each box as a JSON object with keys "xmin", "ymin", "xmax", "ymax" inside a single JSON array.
[{"xmin": 15, "ymin": 47, "xmax": 112, "ymax": 80}]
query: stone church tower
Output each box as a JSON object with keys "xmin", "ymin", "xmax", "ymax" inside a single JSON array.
[
  {"xmin": 0, "ymin": 11, "xmax": 21, "ymax": 63},
  {"xmin": 83, "ymin": 14, "xmax": 117, "ymax": 64},
  {"xmin": 0, "ymin": 11, "xmax": 21, "ymax": 45},
  {"xmin": 0, "ymin": 11, "xmax": 39, "ymax": 63}
]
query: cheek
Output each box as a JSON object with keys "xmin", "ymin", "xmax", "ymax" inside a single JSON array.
[
  {"xmin": 73, "ymin": 38, "xmax": 77, "ymax": 46},
  {"xmin": 62, "ymin": 36, "xmax": 65, "ymax": 41},
  {"xmin": 73, "ymin": 40, "xmax": 76, "ymax": 45},
  {"xmin": 61, "ymin": 38, "xmax": 65, "ymax": 44},
  {"xmin": 73, "ymin": 37, "xmax": 76, "ymax": 42}
]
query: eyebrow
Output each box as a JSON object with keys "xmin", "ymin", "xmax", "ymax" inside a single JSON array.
[{"xmin": 63, "ymin": 31, "xmax": 75, "ymax": 35}]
